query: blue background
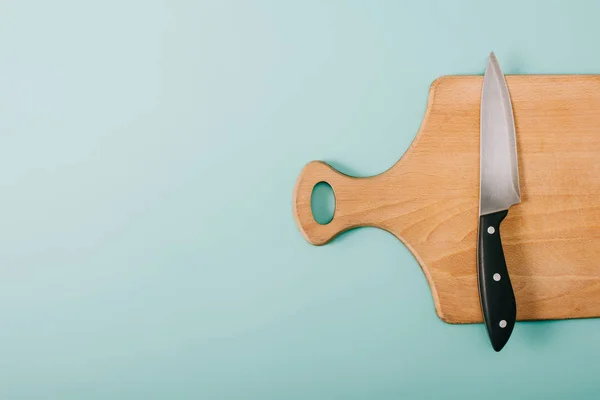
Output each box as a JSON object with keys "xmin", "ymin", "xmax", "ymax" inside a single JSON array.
[{"xmin": 2, "ymin": 0, "xmax": 600, "ymax": 398}]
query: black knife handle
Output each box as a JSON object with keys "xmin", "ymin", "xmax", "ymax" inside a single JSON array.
[{"xmin": 477, "ymin": 210, "xmax": 517, "ymax": 352}]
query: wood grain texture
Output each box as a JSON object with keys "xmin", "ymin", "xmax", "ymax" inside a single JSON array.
[{"xmin": 293, "ymin": 75, "xmax": 600, "ymax": 324}]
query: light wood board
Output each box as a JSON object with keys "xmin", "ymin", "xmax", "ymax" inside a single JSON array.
[{"xmin": 292, "ymin": 75, "xmax": 600, "ymax": 324}]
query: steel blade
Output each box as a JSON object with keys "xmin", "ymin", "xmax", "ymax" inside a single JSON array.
[{"xmin": 479, "ymin": 52, "xmax": 521, "ymax": 216}]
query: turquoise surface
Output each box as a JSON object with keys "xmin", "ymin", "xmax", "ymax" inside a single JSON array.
[{"xmin": 2, "ymin": 0, "xmax": 600, "ymax": 398}]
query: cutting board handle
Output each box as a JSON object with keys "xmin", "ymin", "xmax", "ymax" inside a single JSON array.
[{"xmin": 293, "ymin": 160, "xmax": 384, "ymax": 245}]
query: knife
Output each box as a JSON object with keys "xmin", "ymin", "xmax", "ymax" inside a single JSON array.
[{"xmin": 478, "ymin": 52, "xmax": 520, "ymax": 352}]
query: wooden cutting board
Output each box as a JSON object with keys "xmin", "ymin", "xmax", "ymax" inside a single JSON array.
[{"xmin": 292, "ymin": 75, "xmax": 600, "ymax": 324}]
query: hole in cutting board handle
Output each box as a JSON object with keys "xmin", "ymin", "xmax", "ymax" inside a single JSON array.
[{"xmin": 310, "ymin": 181, "xmax": 335, "ymax": 225}]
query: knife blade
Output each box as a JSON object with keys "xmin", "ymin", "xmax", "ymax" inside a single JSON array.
[{"xmin": 478, "ymin": 52, "xmax": 520, "ymax": 352}]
